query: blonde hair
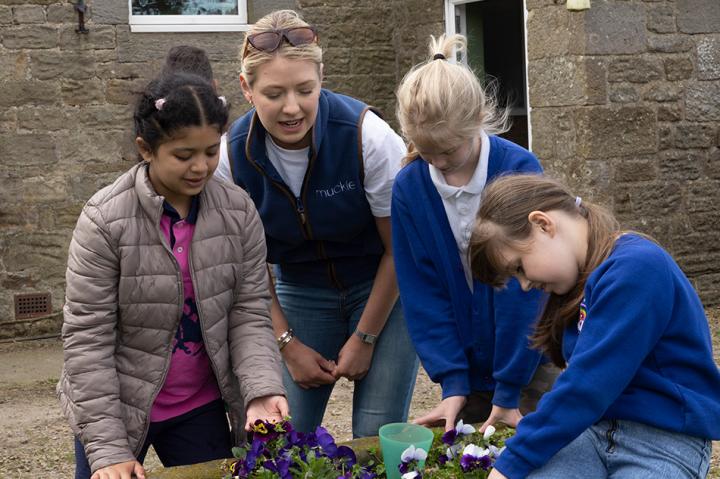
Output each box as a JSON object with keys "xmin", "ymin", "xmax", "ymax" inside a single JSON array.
[
  {"xmin": 396, "ymin": 34, "xmax": 509, "ymax": 165},
  {"xmin": 469, "ymin": 174, "xmax": 620, "ymax": 367},
  {"xmin": 240, "ymin": 10, "xmax": 323, "ymax": 86}
]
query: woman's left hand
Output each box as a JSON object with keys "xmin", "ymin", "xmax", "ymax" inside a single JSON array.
[
  {"xmin": 480, "ymin": 405, "xmax": 523, "ymax": 432},
  {"xmin": 333, "ymin": 334, "xmax": 375, "ymax": 381},
  {"xmin": 488, "ymin": 468, "xmax": 508, "ymax": 479},
  {"xmin": 244, "ymin": 395, "xmax": 290, "ymax": 430}
]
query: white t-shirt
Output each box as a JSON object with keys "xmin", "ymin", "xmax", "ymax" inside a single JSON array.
[
  {"xmin": 215, "ymin": 111, "xmax": 405, "ymax": 217},
  {"xmin": 429, "ymin": 130, "xmax": 491, "ymax": 289}
]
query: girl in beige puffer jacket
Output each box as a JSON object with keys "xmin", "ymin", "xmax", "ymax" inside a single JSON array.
[{"xmin": 58, "ymin": 73, "xmax": 287, "ymax": 479}]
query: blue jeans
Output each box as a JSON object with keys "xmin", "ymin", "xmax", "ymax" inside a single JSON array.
[
  {"xmin": 527, "ymin": 419, "xmax": 712, "ymax": 478},
  {"xmin": 73, "ymin": 399, "xmax": 232, "ymax": 478},
  {"xmin": 276, "ymin": 278, "xmax": 419, "ymax": 438}
]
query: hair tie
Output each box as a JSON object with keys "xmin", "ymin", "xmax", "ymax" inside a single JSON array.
[
  {"xmin": 218, "ymin": 96, "xmax": 227, "ymax": 107},
  {"xmin": 433, "ymin": 53, "xmax": 446, "ymax": 61},
  {"xmin": 154, "ymin": 98, "xmax": 166, "ymax": 111},
  {"xmin": 575, "ymin": 196, "xmax": 582, "ymax": 208}
]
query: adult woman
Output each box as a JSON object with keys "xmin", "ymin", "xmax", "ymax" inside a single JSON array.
[{"xmin": 215, "ymin": 9, "xmax": 418, "ymax": 438}]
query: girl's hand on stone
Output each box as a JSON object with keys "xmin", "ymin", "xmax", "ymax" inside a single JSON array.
[
  {"xmin": 333, "ymin": 334, "xmax": 374, "ymax": 381},
  {"xmin": 480, "ymin": 405, "xmax": 523, "ymax": 432},
  {"xmin": 91, "ymin": 460, "xmax": 145, "ymax": 479},
  {"xmin": 413, "ymin": 395, "xmax": 467, "ymax": 431},
  {"xmin": 282, "ymin": 338, "xmax": 337, "ymax": 389},
  {"xmin": 245, "ymin": 395, "xmax": 290, "ymax": 430}
]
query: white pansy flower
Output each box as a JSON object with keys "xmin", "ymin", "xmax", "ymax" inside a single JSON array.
[
  {"xmin": 483, "ymin": 425, "xmax": 496, "ymax": 440},
  {"xmin": 402, "ymin": 472, "xmax": 420, "ymax": 479},
  {"xmin": 463, "ymin": 443, "xmax": 489, "ymax": 458},
  {"xmin": 455, "ymin": 419, "xmax": 476, "ymax": 435},
  {"xmin": 401, "ymin": 444, "xmax": 427, "ymax": 463}
]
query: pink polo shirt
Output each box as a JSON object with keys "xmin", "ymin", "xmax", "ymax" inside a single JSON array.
[{"xmin": 150, "ymin": 198, "xmax": 221, "ymax": 422}]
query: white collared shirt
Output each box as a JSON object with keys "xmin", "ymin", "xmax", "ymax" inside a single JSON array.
[{"xmin": 429, "ymin": 131, "xmax": 490, "ymax": 289}]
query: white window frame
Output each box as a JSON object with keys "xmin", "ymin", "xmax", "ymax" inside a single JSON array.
[
  {"xmin": 444, "ymin": 0, "xmax": 533, "ymax": 151},
  {"xmin": 129, "ymin": 0, "xmax": 249, "ymax": 33}
]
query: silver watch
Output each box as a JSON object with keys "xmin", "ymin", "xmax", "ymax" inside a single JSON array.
[{"xmin": 354, "ymin": 329, "xmax": 378, "ymax": 345}]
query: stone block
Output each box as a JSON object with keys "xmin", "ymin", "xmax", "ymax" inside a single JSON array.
[
  {"xmin": 46, "ymin": 3, "xmax": 75, "ymax": 23},
  {"xmin": 115, "ymin": 27, "xmax": 240, "ymax": 63},
  {"xmin": 248, "ymin": 0, "xmax": 295, "ymax": 22},
  {"xmin": 0, "ymin": 50, "xmax": 28, "ymax": 81},
  {"xmin": 687, "ymin": 179, "xmax": 720, "ymax": 212},
  {"xmin": 106, "ymin": 78, "xmax": 146, "ymax": 105},
  {"xmin": 673, "ymin": 123, "xmax": 716, "ymax": 149},
  {"xmin": 696, "ymin": 35, "xmax": 720, "ymax": 80},
  {"xmin": 642, "ymin": 83, "xmax": 683, "ymax": 102},
  {"xmin": 576, "ymin": 106, "xmax": 657, "ymax": 158},
  {"xmin": 55, "ymin": 130, "xmax": 130, "ymax": 167},
  {"xmin": 2, "ymin": 24, "xmax": 58, "ymax": 49},
  {"xmin": 527, "ymin": 7, "xmax": 577, "ymax": 60},
  {"xmin": 694, "ymin": 274, "xmax": 720, "ymax": 305},
  {"xmin": 664, "ymin": 57, "xmax": 694, "ymax": 81},
  {"xmin": 688, "ymin": 210, "xmax": 720, "ymax": 233},
  {"xmin": 0, "ymin": 80, "xmax": 60, "ymax": 107},
  {"xmin": 0, "ymin": 5, "xmax": 11, "ymax": 24},
  {"xmin": 609, "ymin": 84, "xmax": 640, "ymax": 103},
  {"xmin": 0, "ymin": 133, "xmax": 57, "ymax": 166},
  {"xmin": 0, "ymin": 108, "xmax": 16, "ymax": 132},
  {"xmin": 529, "ymin": 107, "xmax": 577, "ymax": 160},
  {"xmin": 529, "ymin": 56, "xmax": 607, "ymax": 107},
  {"xmin": 96, "ymin": 61, "xmax": 147, "ymax": 80},
  {"xmin": 686, "ymin": 82, "xmax": 720, "ymax": 121},
  {"xmin": 2, "ymin": 232, "xmax": 69, "ymax": 275},
  {"xmin": 613, "ymin": 181, "xmax": 683, "ymax": 217},
  {"xmin": 608, "ymin": 57, "xmax": 662, "ymax": 83},
  {"xmin": 91, "ymin": 0, "xmax": 127, "ymax": 24},
  {"xmin": 77, "ymin": 105, "xmax": 134, "ymax": 130},
  {"xmin": 676, "ymin": 253, "xmax": 720, "ymax": 276},
  {"xmin": 647, "ymin": 4, "xmax": 675, "ymax": 33},
  {"xmin": 61, "ymin": 78, "xmax": 105, "ymax": 105},
  {"xmin": 584, "ymin": 1, "xmax": 646, "ymax": 55},
  {"xmin": 350, "ymin": 47, "xmax": 396, "ymax": 76},
  {"xmin": 707, "ymin": 148, "xmax": 720, "ymax": 179},
  {"xmin": 613, "ymin": 157, "xmax": 658, "ymax": 182},
  {"xmin": 647, "ymin": 34, "xmax": 693, "ymax": 53},
  {"xmin": 12, "ymin": 4, "xmax": 44, "ymax": 23},
  {"xmin": 17, "ymin": 106, "xmax": 77, "ymax": 131},
  {"xmin": 658, "ymin": 149, "xmax": 704, "ymax": 181},
  {"xmin": 29, "ymin": 50, "xmax": 96, "ymax": 80},
  {"xmin": 658, "ymin": 104, "xmax": 683, "ymax": 122},
  {"xmin": 677, "ymin": 0, "xmax": 720, "ymax": 34},
  {"xmin": 59, "ymin": 24, "xmax": 116, "ymax": 50}
]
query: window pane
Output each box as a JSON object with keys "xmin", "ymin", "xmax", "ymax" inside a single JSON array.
[{"xmin": 131, "ymin": 0, "xmax": 238, "ymax": 15}]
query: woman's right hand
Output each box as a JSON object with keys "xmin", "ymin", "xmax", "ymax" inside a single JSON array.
[
  {"xmin": 91, "ymin": 460, "xmax": 145, "ymax": 479},
  {"xmin": 282, "ymin": 338, "xmax": 337, "ymax": 389},
  {"xmin": 412, "ymin": 395, "xmax": 467, "ymax": 431}
]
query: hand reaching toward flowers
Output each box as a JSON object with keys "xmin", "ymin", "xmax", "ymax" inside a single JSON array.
[
  {"xmin": 412, "ymin": 395, "xmax": 467, "ymax": 430},
  {"xmin": 489, "ymin": 468, "xmax": 509, "ymax": 479},
  {"xmin": 333, "ymin": 332, "xmax": 374, "ymax": 381},
  {"xmin": 90, "ymin": 460, "xmax": 145, "ymax": 479},
  {"xmin": 282, "ymin": 338, "xmax": 337, "ymax": 389},
  {"xmin": 480, "ymin": 405, "xmax": 523, "ymax": 432},
  {"xmin": 244, "ymin": 395, "xmax": 290, "ymax": 430}
]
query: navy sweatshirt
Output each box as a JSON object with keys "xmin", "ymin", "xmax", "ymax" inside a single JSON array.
[
  {"xmin": 391, "ymin": 136, "xmax": 545, "ymax": 407},
  {"xmin": 495, "ymin": 234, "xmax": 720, "ymax": 479}
]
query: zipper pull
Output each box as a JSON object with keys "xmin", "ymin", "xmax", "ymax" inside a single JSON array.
[{"xmin": 296, "ymin": 197, "xmax": 307, "ymax": 224}]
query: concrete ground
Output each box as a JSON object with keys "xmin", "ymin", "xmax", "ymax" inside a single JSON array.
[{"xmin": 0, "ymin": 307, "xmax": 718, "ymax": 478}]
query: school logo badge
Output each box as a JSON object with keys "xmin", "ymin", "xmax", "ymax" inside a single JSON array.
[{"xmin": 578, "ymin": 300, "xmax": 587, "ymax": 332}]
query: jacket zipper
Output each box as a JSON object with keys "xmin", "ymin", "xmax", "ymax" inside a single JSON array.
[
  {"xmin": 187, "ymin": 250, "xmax": 223, "ymax": 405},
  {"xmin": 136, "ymin": 204, "xmax": 184, "ymax": 456},
  {"xmin": 246, "ymin": 126, "xmax": 342, "ymax": 289}
]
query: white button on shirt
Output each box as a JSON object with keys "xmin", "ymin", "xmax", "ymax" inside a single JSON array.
[{"xmin": 429, "ymin": 131, "xmax": 491, "ymax": 290}]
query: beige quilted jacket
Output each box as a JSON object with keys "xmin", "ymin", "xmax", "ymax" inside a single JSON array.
[{"xmin": 57, "ymin": 163, "xmax": 285, "ymax": 473}]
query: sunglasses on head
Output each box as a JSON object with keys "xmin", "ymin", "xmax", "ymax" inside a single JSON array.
[{"xmin": 245, "ymin": 26, "xmax": 318, "ymax": 54}]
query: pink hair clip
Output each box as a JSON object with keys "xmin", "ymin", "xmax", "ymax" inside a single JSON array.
[
  {"xmin": 154, "ymin": 98, "xmax": 166, "ymax": 111},
  {"xmin": 218, "ymin": 96, "xmax": 227, "ymax": 107}
]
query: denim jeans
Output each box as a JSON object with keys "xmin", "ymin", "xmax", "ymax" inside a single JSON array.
[
  {"xmin": 73, "ymin": 399, "xmax": 232, "ymax": 479},
  {"xmin": 276, "ymin": 278, "xmax": 419, "ymax": 438},
  {"xmin": 527, "ymin": 419, "xmax": 712, "ymax": 479}
]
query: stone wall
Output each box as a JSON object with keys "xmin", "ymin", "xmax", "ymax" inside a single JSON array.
[
  {"xmin": 526, "ymin": 0, "xmax": 720, "ymax": 304},
  {"xmin": 1, "ymin": 0, "xmax": 718, "ymax": 339}
]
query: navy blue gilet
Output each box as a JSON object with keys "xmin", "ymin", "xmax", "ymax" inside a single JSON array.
[{"xmin": 226, "ymin": 89, "xmax": 385, "ymax": 289}]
